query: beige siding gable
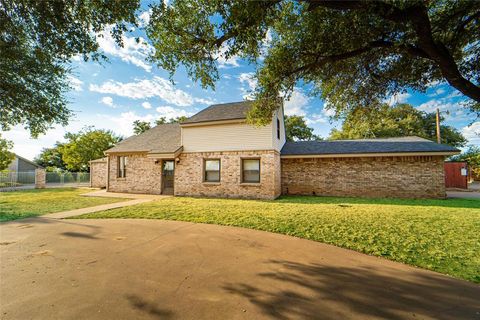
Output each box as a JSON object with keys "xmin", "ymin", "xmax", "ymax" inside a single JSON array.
[{"xmin": 182, "ymin": 122, "xmax": 273, "ymax": 152}]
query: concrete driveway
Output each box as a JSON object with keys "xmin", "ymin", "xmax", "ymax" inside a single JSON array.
[{"xmin": 1, "ymin": 218, "xmax": 478, "ymax": 320}]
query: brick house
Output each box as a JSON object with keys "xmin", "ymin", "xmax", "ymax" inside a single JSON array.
[{"xmin": 91, "ymin": 100, "xmax": 459, "ymax": 199}]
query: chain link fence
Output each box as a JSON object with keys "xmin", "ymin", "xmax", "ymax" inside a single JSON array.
[
  {"xmin": 0, "ymin": 171, "xmax": 36, "ymax": 191},
  {"xmin": 0, "ymin": 171, "xmax": 90, "ymax": 192},
  {"xmin": 46, "ymin": 172, "xmax": 90, "ymax": 187}
]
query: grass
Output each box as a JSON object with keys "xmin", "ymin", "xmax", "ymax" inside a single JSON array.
[
  {"xmin": 77, "ymin": 195, "xmax": 480, "ymax": 283},
  {"xmin": 0, "ymin": 188, "xmax": 126, "ymax": 222}
]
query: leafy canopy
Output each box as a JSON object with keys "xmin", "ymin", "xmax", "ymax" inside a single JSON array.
[
  {"xmin": 0, "ymin": 134, "xmax": 15, "ymax": 171},
  {"xmin": 34, "ymin": 145, "xmax": 68, "ymax": 172},
  {"xmin": 147, "ymin": 0, "xmax": 480, "ymax": 124},
  {"xmin": 0, "ymin": 0, "xmax": 139, "ymax": 137},
  {"xmin": 330, "ymin": 103, "xmax": 467, "ymax": 147},
  {"xmin": 59, "ymin": 127, "xmax": 122, "ymax": 172},
  {"xmin": 284, "ymin": 115, "xmax": 321, "ymax": 141}
]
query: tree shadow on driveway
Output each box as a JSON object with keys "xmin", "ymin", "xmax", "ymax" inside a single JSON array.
[
  {"xmin": 125, "ymin": 294, "xmax": 174, "ymax": 319},
  {"xmin": 223, "ymin": 259, "xmax": 480, "ymax": 320}
]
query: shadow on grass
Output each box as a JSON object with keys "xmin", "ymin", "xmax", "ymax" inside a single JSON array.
[
  {"xmin": 275, "ymin": 195, "xmax": 480, "ymax": 209},
  {"xmin": 223, "ymin": 259, "xmax": 480, "ymax": 320}
]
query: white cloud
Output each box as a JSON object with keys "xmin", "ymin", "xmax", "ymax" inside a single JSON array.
[
  {"xmin": 103, "ymin": 111, "xmax": 155, "ymax": 137},
  {"xmin": 96, "ymin": 26, "xmax": 154, "ymax": 72},
  {"xmin": 462, "ymin": 122, "xmax": 480, "ymax": 145},
  {"xmin": 194, "ymin": 98, "xmax": 216, "ymax": 105},
  {"xmin": 284, "ymin": 89, "xmax": 310, "ymax": 116},
  {"xmin": 138, "ymin": 10, "xmax": 151, "ymax": 27},
  {"xmin": 68, "ymin": 75, "xmax": 83, "ymax": 91},
  {"xmin": 155, "ymin": 106, "xmax": 194, "ymax": 119},
  {"xmin": 142, "ymin": 102, "xmax": 152, "ymax": 109},
  {"xmin": 417, "ymin": 98, "xmax": 471, "ymax": 122},
  {"xmin": 215, "ymin": 44, "xmax": 240, "ymax": 68},
  {"xmin": 417, "ymin": 99, "xmax": 455, "ymax": 113},
  {"xmin": 238, "ymin": 72, "xmax": 257, "ymax": 99},
  {"xmin": 321, "ymin": 101, "xmax": 336, "ymax": 117},
  {"xmin": 3, "ymin": 123, "xmax": 84, "ymax": 160},
  {"xmin": 101, "ymin": 96, "xmax": 114, "ymax": 107},
  {"xmin": 428, "ymin": 88, "xmax": 446, "ymax": 97},
  {"xmin": 90, "ymin": 77, "xmax": 195, "ymax": 106},
  {"xmin": 386, "ymin": 92, "xmax": 411, "ymax": 106},
  {"xmin": 305, "ymin": 113, "xmax": 328, "ymax": 125}
]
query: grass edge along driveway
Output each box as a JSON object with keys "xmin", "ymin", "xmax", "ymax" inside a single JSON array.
[
  {"xmin": 76, "ymin": 195, "xmax": 480, "ymax": 283},
  {"xmin": 0, "ymin": 188, "xmax": 127, "ymax": 222}
]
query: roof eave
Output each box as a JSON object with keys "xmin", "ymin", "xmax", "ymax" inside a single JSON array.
[
  {"xmin": 280, "ymin": 151, "xmax": 460, "ymax": 158},
  {"xmin": 180, "ymin": 118, "xmax": 246, "ymax": 127},
  {"xmin": 147, "ymin": 146, "xmax": 184, "ymax": 159}
]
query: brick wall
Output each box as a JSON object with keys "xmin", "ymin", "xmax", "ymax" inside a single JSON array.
[
  {"xmin": 35, "ymin": 168, "xmax": 46, "ymax": 189},
  {"xmin": 175, "ymin": 150, "xmax": 281, "ymax": 199},
  {"xmin": 281, "ymin": 156, "xmax": 446, "ymax": 199},
  {"xmin": 108, "ymin": 154, "xmax": 163, "ymax": 194},
  {"xmin": 90, "ymin": 160, "xmax": 107, "ymax": 188}
]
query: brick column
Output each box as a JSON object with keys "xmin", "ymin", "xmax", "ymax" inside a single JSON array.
[{"xmin": 35, "ymin": 168, "xmax": 46, "ymax": 189}]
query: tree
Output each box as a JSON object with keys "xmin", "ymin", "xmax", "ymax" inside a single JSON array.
[
  {"xmin": 59, "ymin": 127, "xmax": 122, "ymax": 171},
  {"xmin": 133, "ymin": 120, "xmax": 152, "ymax": 135},
  {"xmin": 133, "ymin": 116, "xmax": 190, "ymax": 135},
  {"xmin": 169, "ymin": 116, "xmax": 188, "ymax": 123},
  {"xmin": 34, "ymin": 145, "xmax": 68, "ymax": 172},
  {"xmin": 0, "ymin": 134, "xmax": 15, "ymax": 170},
  {"xmin": 146, "ymin": 0, "xmax": 480, "ymax": 124},
  {"xmin": 1, "ymin": 0, "xmax": 139, "ymax": 137},
  {"xmin": 330, "ymin": 103, "xmax": 467, "ymax": 147},
  {"xmin": 450, "ymin": 146, "xmax": 480, "ymax": 178},
  {"xmin": 284, "ymin": 115, "xmax": 321, "ymax": 141},
  {"xmin": 154, "ymin": 116, "xmax": 188, "ymax": 125}
]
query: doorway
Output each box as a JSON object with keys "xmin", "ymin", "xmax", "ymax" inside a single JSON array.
[{"xmin": 162, "ymin": 160, "xmax": 175, "ymax": 195}]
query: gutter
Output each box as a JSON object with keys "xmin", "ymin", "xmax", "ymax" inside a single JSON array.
[{"xmin": 280, "ymin": 151, "xmax": 460, "ymax": 159}]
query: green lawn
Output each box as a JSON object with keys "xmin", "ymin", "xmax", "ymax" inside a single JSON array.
[
  {"xmin": 0, "ymin": 188, "xmax": 126, "ymax": 222},
  {"xmin": 77, "ymin": 195, "xmax": 480, "ymax": 283}
]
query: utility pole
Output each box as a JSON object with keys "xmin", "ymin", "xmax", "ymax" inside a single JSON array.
[{"xmin": 436, "ymin": 108, "xmax": 441, "ymax": 144}]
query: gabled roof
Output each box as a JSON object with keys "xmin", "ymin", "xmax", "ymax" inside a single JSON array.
[
  {"xmin": 281, "ymin": 136, "xmax": 460, "ymax": 157},
  {"xmin": 181, "ymin": 101, "xmax": 253, "ymax": 125},
  {"xmin": 15, "ymin": 154, "xmax": 43, "ymax": 168},
  {"xmin": 105, "ymin": 123, "xmax": 181, "ymax": 154}
]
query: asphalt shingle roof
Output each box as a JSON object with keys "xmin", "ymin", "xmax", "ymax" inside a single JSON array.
[
  {"xmin": 105, "ymin": 123, "xmax": 181, "ymax": 154},
  {"xmin": 181, "ymin": 101, "xmax": 253, "ymax": 124},
  {"xmin": 281, "ymin": 137, "xmax": 459, "ymax": 156}
]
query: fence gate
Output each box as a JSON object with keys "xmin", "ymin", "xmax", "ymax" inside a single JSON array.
[{"xmin": 444, "ymin": 162, "xmax": 468, "ymax": 189}]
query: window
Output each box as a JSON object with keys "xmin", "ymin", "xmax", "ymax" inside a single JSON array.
[
  {"xmin": 277, "ymin": 118, "xmax": 281, "ymax": 139},
  {"xmin": 204, "ymin": 159, "xmax": 220, "ymax": 182},
  {"xmin": 118, "ymin": 156, "xmax": 127, "ymax": 178},
  {"xmin": 242, "ymin": 159, "xmax": 260, "ymax": 183}
]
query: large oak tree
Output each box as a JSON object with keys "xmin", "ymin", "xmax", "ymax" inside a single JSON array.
[
  {"xmin": 146, "ymin": 0, "xmax": 480, "ymax": 123},
  {"xmin": 0, "ymin": 0, "xmax": 139, "ymax": 137}
]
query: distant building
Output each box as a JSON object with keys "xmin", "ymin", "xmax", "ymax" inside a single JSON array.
[
  {"xmin": 7, "ymin": 154, "xmax": 43, "ymax": 172},
  {"xmin": 6, "ymin": 154, "xmax": 43, "ymax": 184}
]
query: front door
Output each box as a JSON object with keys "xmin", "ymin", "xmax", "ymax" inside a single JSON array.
[{"xmin": 162, "ymin": 160, "xmax": 175, "ymax": 195}]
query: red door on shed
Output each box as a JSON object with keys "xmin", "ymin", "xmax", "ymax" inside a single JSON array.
[{"xmin": 444, "ymin": 162, "xmax": 468, "ymax": 189}]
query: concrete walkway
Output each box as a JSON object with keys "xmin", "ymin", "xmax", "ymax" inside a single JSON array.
[
  {"xmin": 43, "ymin": 190, "xmax": 169, "ymax": 219},
  {"xmin": 447, "ymin": 191, "xmax": 480, "ymax": 199},
  {"xmin": 0, "ymin": 218, "xmax": 478, "ymax": 320}
]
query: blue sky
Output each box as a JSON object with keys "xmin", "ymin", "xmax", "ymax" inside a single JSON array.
[{"xmin": 4, "ymin": 6, "xmax": 479, "ymax": 160}]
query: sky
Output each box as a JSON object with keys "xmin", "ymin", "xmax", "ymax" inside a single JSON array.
[{"xmin": 3, "ymin": 5, "xmax": 479, "ymax": 160}]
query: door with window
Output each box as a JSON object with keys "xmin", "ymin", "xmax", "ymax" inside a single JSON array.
[{"xmin": 162, "ymin": 160, "xmax": 175, "ymax": 195}]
